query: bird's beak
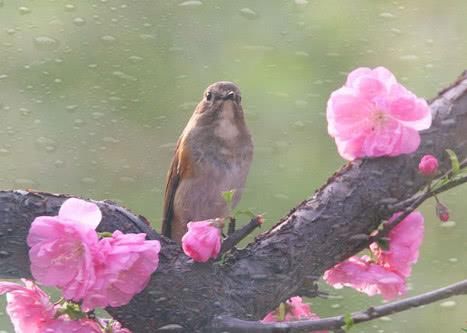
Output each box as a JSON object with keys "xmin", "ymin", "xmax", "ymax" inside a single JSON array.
[{"xmin": 224, "ymin": 91, "xmax": 236, "ymax": 101}]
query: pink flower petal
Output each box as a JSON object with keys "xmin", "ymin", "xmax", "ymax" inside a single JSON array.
[
  {"xmin": 370, "ymin": 212, "xmax": 424, "ymax": 277},
  {"xmin": 345, "ymin": 67, "xmax": 372, "ymax": 87},
  {"xmin": 58, "ymin": 198, "xmax": 102, "ymax": 230},
  {"xmin": 327, "ymin": 90, "xmax": 372, "ymax": 139},
  {"xmin": 391, "ymin": 126, "xmax": 420, "ymax": 156},
  {"xmin": 355, "ymin": 76, "xmax": 386, "ymax": 99},
  {"xmin": 0, "ymin": 280, "xmax": 55, "ymax": 333},
  {"xmin": 389, "ymin": 95, "xmax": 431, "ymax": 130},
  {"xmin": 324, "ymin": 256, "xmax": 406, "ymax": 300}
]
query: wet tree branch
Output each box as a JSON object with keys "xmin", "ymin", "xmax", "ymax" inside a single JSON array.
[
  {"xmin": 0, "ymin": 71, "xmax": 466, "ymax": 332},
  {"xmin": 214, "ymin": 278, "xmax": 467, "ymax": 332}
]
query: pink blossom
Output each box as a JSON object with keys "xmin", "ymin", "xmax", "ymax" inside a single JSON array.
[
  {"xmin": 27, "ymin": 198, "xmax": 102, "ymax": 301},
  {"xmin": 418, "ymin": 154, "xmax": 439, "ymax": 176},
  {"xmin": 327, "ymin": 67, "xmax": 431, "ymax": 160},
  {"xmin": 43, "ymin": 318, "xmax": 102, "ymax": 333},
  {"xmin": 262, "ymin": 296, "xmax": 327, "ymax": 333},
  {"xmin": 370, "ymin": 212, "xmax": 424, "ymax": 277},
  {"xmin": 182, "ymin": 219, "xmax": 222, "ymax": 262},
  {"xmin": 324, "ymin": 256, "xmax": 406, "ymax": 300},
  {"xmin": 82, "ymin": 230, "xmax": 161, "ymax": 310},
  {"xmin": 0, "ymin": 279, "xmax": 55, "ymax": 333}
]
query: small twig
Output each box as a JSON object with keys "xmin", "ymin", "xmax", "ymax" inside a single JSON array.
[
  {"xmin": 220, "ymin": 216, "xmax": 262, "ymax": 255},
  {"xmin": 213, "ymin": 279, "xmax": 467, "ymax": 332},
  {"xmin": 228, "ymin": 217, "xmax": 236, "ymax": 236},
  {"xmin": 368, "ymin": 173, "xmax": 467, "ymax": 245}
]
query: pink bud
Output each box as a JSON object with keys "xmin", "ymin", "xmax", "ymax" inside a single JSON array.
[
  {"xmin": 182, "ymin": 219, "xmax": 223, "ymax": 262},
  {"xmin": 418, "ymin": 154, "xmax": 439, "ymax": 176},
  {"xmin": 436, "ymin": 202, "xmax": 450, "ymax": 222}
]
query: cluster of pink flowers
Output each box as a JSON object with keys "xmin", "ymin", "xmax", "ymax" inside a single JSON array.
[
  {"xmin": 324, "ymin": 212, "xmax": 424, "ymax": 300},
  {"xmin": 0, "ymin": 279, "xmax": 129, "ymax": 333},
  {"xmin": 27, "ymin": 198, "xmax": 161, "ymax": 310},
  {"xmin": 181, "ymin": 219, "xmax": 223, "ymax": 262},
  {"xmin": 327, "ymin": 67, "xmax": 431, "ymax": 160},
  {"xmin": 262, "ymin": 296, "xmax": 327, "ymax": 333}
]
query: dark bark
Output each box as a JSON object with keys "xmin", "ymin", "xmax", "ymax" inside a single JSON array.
[{"xmin": 0, "ymin": 71, "xmax": 466, "ymax": 332}]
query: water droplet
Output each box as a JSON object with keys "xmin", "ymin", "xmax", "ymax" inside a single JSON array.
[
  {"xmin": 33, "ymin": 36, "xmax": 60, "ymax": 50},
  {"xmin": 128, "ymin": 55, "xmax": 143, "ymax": 63},
  {"xmin": 239, "ymin": 8, "xmax": 258, "ymax": 20},
  {"xmin": 440, "ymin": 300, "xmax": 456, "ymax": 308},
  {"xmin": 64, "ymin": 4, "xmax": 76, "ymax": 11},
  {"xmin": 399, "ymin": 54, "xmax": 419, "ymax": 61},
  {"xmin": 54, "ymin": 160, "xmax": 64, "ymax": 167},
  {"xmin": 66, "ymin": 104, "xmax": 79, "ymax": 112},
  {"xmin": 0, "ymin": 74, "xmax": 8, "ymax": 80},
  {"xmin": 81, "ymin": 177, "xmax": 97, "ymax": 184},
  {"xmin": 178, "ymin": 0, "xmax": 202, "ymax": 7},
  {"xmin": 294, "ymin": 0, "xmax": 308, "ymax": 4},
  {"xmin": 73, "ymin": 17, "xmax": 86, "ymax": 26},
  {"xmin": 103, "ymin": 136, "xmax": 120, "ymax": 143},
  {"xmin": 113, "ymin": 71, "xmax": 137, "ymax": 81},
  {"xmin": 101, "ymin": 35, "xmax": 116, "ymax": 43},
  {"xmin": 35, "ymin": 137, "xmax": 57, "ymax": 152},
  {"xmin": 295, "ymin": 51, "xmax": 309, "ymax": 57},
  {"xmin": 440, "ymin": 221, "xmax": 456, "ymax": 228},
  {"xmin": 379, "ymin": 12, "xmax": 395, "ymax": 18},
  {"xmin": 18, "ymin": 6, "xmax": 31, "ymax": 14}
]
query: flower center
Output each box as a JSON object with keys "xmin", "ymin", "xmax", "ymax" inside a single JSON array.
[{"xmin": 370, "ymin": 109, "xmax": 388, "ymax": 131}]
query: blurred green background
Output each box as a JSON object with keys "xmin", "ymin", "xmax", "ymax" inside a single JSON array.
[{"xmin": 0, "ymin": 0, "xmax": 466, "ymax": 332}]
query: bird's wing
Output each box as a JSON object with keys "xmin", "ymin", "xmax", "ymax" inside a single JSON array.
[{"xmin": 161, "ymin": 140, "xmax": 182, "ymax": 239}]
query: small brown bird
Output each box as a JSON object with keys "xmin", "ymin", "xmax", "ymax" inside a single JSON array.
[{"xmin": 162, "ymin": 81, "xmax": 254, "ymax": 243}]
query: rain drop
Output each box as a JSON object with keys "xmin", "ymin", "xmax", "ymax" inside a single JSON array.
[
  {"xmin": 18, "ymin": 6, "xmax": 31, "ymax": 14},
  {"xmin": 35, "ymin": 137, "xmax": 57, "ymax": 152},
  {"xmin": 178, "ymin": 0, "xmax": 202, "ymax": 7},
  {"xmin": 33, "ymin": 36, "xmax": 60, "ymax": 50},
  {"xmin": 64, "ymin": 4, "xmax": 76, "ymax": 11},
  {"xmin": 101, "ymin": 35, "xmax": 116, "ymax": 43},
  {"xmin": 239, "ymin": 8, "xmax": 258, "ymax": 20},
  {"xmin": 73, "ymin": 17, "xmax": 86, "ymax": 26},
  {"xmin": 440, "ymin": 300, "xmax": 456, "ymax": 308}
]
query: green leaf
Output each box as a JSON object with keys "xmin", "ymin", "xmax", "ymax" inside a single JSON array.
[
  {"xmin": 233, "ymin": 209, "xmax": 256, "ymax": 220},
  {"xmin": 446, "ymin": 149, "xmax": 460, "ymax": 176},
  {"xmin": 222, "ymin": 190, "xmax": 236, "ymax": 208},
  {"xmin": 376, "ymin": 237, "xmax": 390, "ymax": 251},
  {"xmin": 59, "ymin": 301, "xmax": 86, "ymax": 320},
  {"xmin": 277, "ymin": 302, "xmax": 286, "ymax": 321},
  {"xmin": 98, "ymin": 231, "xmax": 113, "ymax": 238},
  {"xmin": 461, "ymin": 328, "xmax": 467, "ymax": 332},
  {"xmin": 343, "ymin": 313, "xmax": 354, "ymax": 331}
]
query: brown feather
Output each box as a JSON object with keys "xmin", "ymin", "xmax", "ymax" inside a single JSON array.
[{"xmin": 161, "ymin": 138, "xmax": 195, "ymax": 239}]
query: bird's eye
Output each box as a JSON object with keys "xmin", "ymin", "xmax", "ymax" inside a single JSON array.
[{"xmin": 205, "ymin": 92, "xmax": 212, "ymax": 101}]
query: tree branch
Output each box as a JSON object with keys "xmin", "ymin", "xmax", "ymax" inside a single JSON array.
[
  {"xmin": 214, "ymin": 278, "xmax": 467, "ymax": 332},
  {"xmin": 0, "ymin": 71, "xmax": 466, "ymax": 332},
  {"xmin": 220, "ymin": 216, "xmax": 263, "ymax": 255}
]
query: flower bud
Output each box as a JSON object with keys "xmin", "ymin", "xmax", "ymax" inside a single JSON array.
[
  {"xmin": 182, "ymin": 219, "xmax": 223, "ymax": 262},
  {"xmin": 436, "ymin": 202, "xmax": 450, "ymax": 222},
  {"xmin": 418, "ymin": 154, "xmax": 439, "ymax": 176}
]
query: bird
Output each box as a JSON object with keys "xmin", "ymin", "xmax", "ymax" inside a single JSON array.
[{"xmin": 162, "ymin": 81, "xmax": 254, "ymax": 243}]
